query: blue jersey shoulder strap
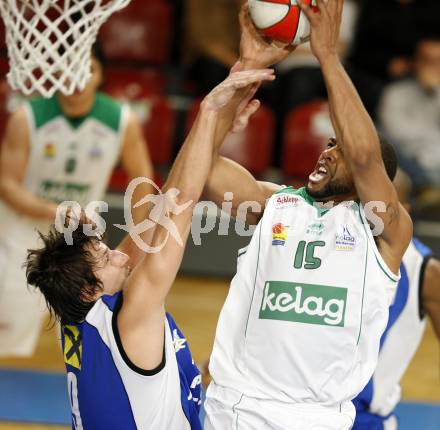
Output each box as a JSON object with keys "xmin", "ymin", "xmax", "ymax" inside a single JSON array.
[{"xmin": 412, "ymin": 237, "xmax": 432, "ymax": 258}]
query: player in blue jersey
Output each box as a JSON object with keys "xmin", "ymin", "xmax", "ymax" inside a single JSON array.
[
  {"xmin": 24, "ymin": 67, "xmax": 275, "ymax": 430},
  {"xmin": 353, "ymin": 169, "xmax": 440, "ymax": 430}
]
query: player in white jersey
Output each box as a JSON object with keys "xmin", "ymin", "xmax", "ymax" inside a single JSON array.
[
  {"xmin": 0, "ymin": 45, "xmax": 154, "ymax": 357},
  {"xmin": 24, "ymin": 68, "xmax": 276, "ymax": 429},
  {"xmin": 202, "ymin": 2, "xmax": 413, "ymax": 429},
  {"xmin": 353, "ymin": 170, "xmax": 440, "ymax": 430}
]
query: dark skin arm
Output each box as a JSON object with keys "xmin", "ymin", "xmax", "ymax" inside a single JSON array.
[
  {"xmin": 203, "ymin": 157, "xmax": 281, "ymax": 225},
  {"xmin": 422, "ymin": 258, "xmax": 440, "ymax": 340},
  {"xmin": 299, "ymin": 0, "xmax": 412, "ymax": 274}
]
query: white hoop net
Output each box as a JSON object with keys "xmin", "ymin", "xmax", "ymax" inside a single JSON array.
[{"xmin": 0, "ymin": 0, "xmax": 131, "ymax": 97}]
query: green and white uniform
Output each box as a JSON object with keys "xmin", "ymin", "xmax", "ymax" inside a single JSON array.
[
  {"xmin": 0, "ymin": 93, "xmax": 128, "ymax": 357},
  {"xmin": 205, "ymin": 187, "xmax": 399, "ymax": 430},
  {"xmin": 23, "ymin": 93, "xmax": 128, "ymax": 206}
]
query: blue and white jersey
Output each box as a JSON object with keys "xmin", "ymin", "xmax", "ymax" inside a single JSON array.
[
  {"xmin": 61, "ymin": 292, "xmax": 202, "ymax": 430},
  {"xmin": 353, "ymin": 238, "xmax": 433, "ymax": 430}
]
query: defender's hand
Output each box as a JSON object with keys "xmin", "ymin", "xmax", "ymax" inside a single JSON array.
[
  {"xmin": 231, "ymin": 79, "xmax": 261, "ymax": 133},
  {"xmin": 201, "ymin": 69, "xmax": 275, "ymax": 112},
  {"xmin": 239, "ymin": 4, "xmax": 296, "ymax": 69},
  {"xmin": 298, "ymin": 0, "xmax": 343, "ymax": 62}
]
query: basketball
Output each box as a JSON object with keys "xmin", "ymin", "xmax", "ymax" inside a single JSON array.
[{"xmin": 248, "ymin": 0, "xmax": 317, "ymax": 46}]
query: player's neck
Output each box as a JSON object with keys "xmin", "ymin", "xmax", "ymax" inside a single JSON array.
[
  {"xmin": 314, "ymin": 192, "xmax": 358, "ymax": 205},
  {"xmin": 58, "ymin": 93, "xmax": 96, "ymax": 118}
]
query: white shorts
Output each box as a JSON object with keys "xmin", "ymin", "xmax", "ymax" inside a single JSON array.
[
  {"xmin": 0, "ymin": 234, "xmax": 47, "ymax": 357},
  {"xmin": 384, "ymin": 415, "xmax": 398, "ymax": 430},
  {"xmin": 204, "ymin": 383, "xmax": 355, "ymax": 430}
]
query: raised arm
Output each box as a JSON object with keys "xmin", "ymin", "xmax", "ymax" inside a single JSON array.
[
  {"xmin": 299, "ymin": 0, "xmax": 412, "ymax": 273},
  {"xmin": 117, "ymin": 69, "xmax": 275, "ymax": 370},
  {"xmin": 204, "ymin": 157, "xmax": 282, "ymax": 225},
  {"xmin": 0, "ymin": 108, "xmax": 58, "ymax": 220},
  {"xmin": 422, "ymin": 257, "xmax": 440, "ymax": 340},
  {"xmin": 203, "ymin": 68, "xmax": 282, "ymax": 226},
  {"xmin": 116, "ymin": 109, "xmax": 156, "ymax": 264},
  {"xmin": 203, "ymin": 5, "xmax": 295, "ymax": 221}
]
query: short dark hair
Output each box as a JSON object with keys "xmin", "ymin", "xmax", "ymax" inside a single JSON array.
[
  {"xmin": 379, "ymin": 135, "xmax": 398, "ymax": 181},
  {"xmin": 26, "ymin": 225, "xmax": 103, "ymax": 325}
]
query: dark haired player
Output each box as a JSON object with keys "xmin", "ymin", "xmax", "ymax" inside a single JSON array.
[
  {"xmin": 0, "ymin": 44, "xmax": 154, "ymax": 357},
  {"xmin": 201, "ymin": 1, "xmax": 413, "ymax": 429},
  {"xmin": 26, "ymin": 68, "xmax": 275, "ymax": 429}
]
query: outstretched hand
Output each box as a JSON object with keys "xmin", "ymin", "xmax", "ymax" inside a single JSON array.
[
  {"xmin": 239, "ymin": 4, "xmax": 296, "ymax": 69},
  {"xmin": 298, "ymin": 0, "xmax": 343, "ymax": 62},
  {"xmin": 201, "ymin": 68, "xmax": 275, "ymax": 112}
]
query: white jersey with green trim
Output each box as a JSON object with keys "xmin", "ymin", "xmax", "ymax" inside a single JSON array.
[
  {"xmin": 23, "ymin": 92, "xmax": 128, "ymax": 207},
  {"xmin": 0, "ymin": 94, "xmax": 128, "ymax": 357},
  {"xmin": 209, "ymin": 187, "xmax": 399, "ymax": 407}
]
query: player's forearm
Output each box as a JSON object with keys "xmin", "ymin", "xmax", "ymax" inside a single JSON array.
[
  {"xmin": 164, "ymin": 107, "xmax": 219, "ymax": 203},
  {"xmin": 117, "ymin": 181, "xmax": 157, "ymax": 267},
  {"xmin": 424, "ymin": 282, "xmax": 440, "ymax": 340},
  {"xmin": 211, "ymin": 56, "xmax": 261, "ymax": 149},
  {"xmin": 130, "ymin": 180, "xmax": 155, "ymax": 228},
  {"xmin": 422, "ymin": 259, "xmax": 440, "ymax": 341},
  {"xmin": 320, "ymin": 54, "xmax": 381, "ymax": 167},
  {"xmin": 141, "ymin": 107, "xmax": 219, "ymax": 295},
  {"xmin": 0, "ymin": 179, "xmax": 57, "ymax": 220},
  {"xmin": 426, "ymin": 305, "xmax": 440, "ymax": 341},
  {"xmin": 213, "ymin": 87, "xmax": 251, "ymax": 153}
]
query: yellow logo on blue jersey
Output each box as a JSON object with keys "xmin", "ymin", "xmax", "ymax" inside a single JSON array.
[{"xmin": 63, "ymin": 325, "xmax": 82, "ymax": 370}]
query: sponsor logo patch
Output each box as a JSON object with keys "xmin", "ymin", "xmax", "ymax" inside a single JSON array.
[
  {"xmin": 306, "ymin": 222, "xmax": 325, "ymax": 236},
  {"xmin": 89, "ymin": 145, "xmax": 103, "ymax": 159},
  {"xmin": 272, "ymin": 223, "xmax": 289, "ymax": 246},
  {"xmin": 63, "ymin": 325, "xmax": 82, "ymax": 370},
  {"xmin": 39, "ymin": 180, "xmax": 90, "ymax": 204},
  {"xmin": 44, "ymin": 143, "xmax": 56, "ymax": 158},
  {"xmin": 172, "ymin": 329, "xmax": 187, "ymax": 353},
  {"xmin": 335, "ymin": 225, "xmax": 357, "ymax": 251},
  {"xmin": 274, "ymin": 195, "xmax": 300, "ymax": 209},
  {"xmin": 259, "ymin": 281, "xmax": 347, "ymax": 327}
]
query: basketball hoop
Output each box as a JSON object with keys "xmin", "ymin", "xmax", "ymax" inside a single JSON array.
[{"xmin": 0, "ymin": 0, "xmax": 131, "ymax": 97}]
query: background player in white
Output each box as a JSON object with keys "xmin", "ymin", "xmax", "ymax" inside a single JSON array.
[
  {"xmin": 202, "ymin": 1, "xmax": 413, "ymax": 429},
  {"xmin": 353, "ymin": 170, "xmax": 440, "ymax": 430},
  {"xmin": 0, "ymin": 46, "xmax": 154, "ymax": 357},
  {"xmin": 25, "ymin": 67, "xmax": 275, "ymax": 429}
]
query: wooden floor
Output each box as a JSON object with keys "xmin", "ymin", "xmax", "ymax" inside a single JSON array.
[{"xmin": 0, "ymin": 276, "xmax": 438, "ymax": 429}]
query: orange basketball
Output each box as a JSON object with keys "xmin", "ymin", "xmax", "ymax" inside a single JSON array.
[{"xmin": 248, "ymin": 0, "xmax": 317, "ymax": 46}]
